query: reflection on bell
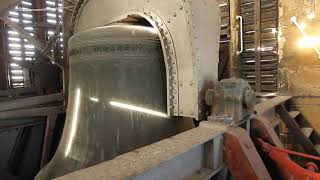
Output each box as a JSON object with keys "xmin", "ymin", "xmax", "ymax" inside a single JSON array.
[
  {"xmin": 35, "ymin": 24, "xmax": 194, "ymax": 179},
  {"xmin": 109, "ymin": 101, "xmax": 168, "ymax": 118}
]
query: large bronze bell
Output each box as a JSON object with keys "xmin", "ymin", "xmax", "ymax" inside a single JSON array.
[{"xmin": 35, "ymin": 24, "xmax": 193, "ymax": 179}]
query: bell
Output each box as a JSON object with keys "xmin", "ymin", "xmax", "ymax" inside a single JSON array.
[{"xmin": 35, "ymin": 24, "xmax": 193, "ymax": 179}]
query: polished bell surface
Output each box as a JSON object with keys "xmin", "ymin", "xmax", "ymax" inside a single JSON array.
[{"xmin": 35, "ymin": 24, "xmax": 193, "ymax": 179}]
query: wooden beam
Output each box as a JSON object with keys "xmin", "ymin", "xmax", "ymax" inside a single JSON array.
[
  {"xmin": 0, "ymin": 0, "xmax": 21, "ymax": 16},
  {"xmin": 40, "ymin": 114, "xmax": 57, "ymax": 167},
  {"xmin": 276, "ymin": 105, "xmax": 318, "ymax": 156},
  {"xmin": 0, "ymin": 87, "xmax": 36, "ymax": 97},
  {"xmin": 254, "ymin": 96, "xmax": 292, "ymax": 115},
  {"xmin": 0, "ymin": 93, "xmax": 64, "ymax": 112},
  {"xmin": 254, "ymin": 0, "xmax": 262, "ymax": 92},
  {"xmin": 0, "ymin": 20, "xmax": 9, "ymax": 90},
  {"xmin": 0, "ymin": 106, "xmax": 65, "ymax": 119},
  {"xmin": 229, "ymin": 0, "xmax": 242, "ymax": 78}
]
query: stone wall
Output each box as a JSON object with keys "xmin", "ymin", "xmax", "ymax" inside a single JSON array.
[{"xmin": 279, "ymin": 0, "xmax": 320, "ymax": 132}]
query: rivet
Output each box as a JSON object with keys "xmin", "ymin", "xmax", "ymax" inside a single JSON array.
[
  {"xmin": 180, "ymin": 83, "xmax": 183, "ymax": 86},
  {"xmin": 173, "ymin": 12, "xmax": 177, "ymax": 17},
  {"xmin": 167, "ymin": 19, "xmax": 171, "ymax": 23},
  {"xmin": 179, "ymin": 5, "xmax": 183, "ymax": 10}
]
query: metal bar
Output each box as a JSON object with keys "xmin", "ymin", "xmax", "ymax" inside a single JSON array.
[
  {"xmin": 6, "ymin": 127, "xmax": 24, "ymax": 171},
  {"xmin": 276, "ymin": 105, "xmax": 319, "ymax": 156},
  {"xmin": 40, "ymin": 114, "xmax": 57, "ymax": 167},
  {"xmin": 229, "ymin": 0, "xmax": 242, "ymax": 78},
  {"xmin": 254, "ymin": 96, "xmax": 292, "ymax": 115},
  {"xmin": 0, "ymin": 106, "xmax": 65, "ymax": 119},
  {"xmin": 0, "ymin": 93, "xmax": 64, "ymax": 112},
  {"xmin": 56, "ymin": 122, "xmax": 226, "ymax": 180},
  {"xmin": 7, "ymin": 127, "xmax": 30, "ymax": 173},
  {"xmin": 236, "ymin": 15, "xmax": 243, "ymax": 55},
  {"xmin": 254, "ymin": 0, "xmax": 262, "ymax": 92}
]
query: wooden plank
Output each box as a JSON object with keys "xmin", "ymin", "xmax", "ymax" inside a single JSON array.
[
  {"xmin": 243, "ymin": 70, "xmax": 278, "ymax": 75},
  {"xmin": 242, "ymin": 64, "xmax": 277, "ymax": 70},
  {"xmin": 254, "ymin": 96, "xmax": 292, "ymax": 115},
  {"xmin": 289, "ymin": 111, "xmax": 300, "ymax": 119},
  {"xmin": 221, "ymin": 27, "xmax": 230, "ymax": 36},
  {"xmin": 241, "ymin": 50, "xmax": 277, "ymax": 58},
  {"xmin": 276, "ymin": 105, "xmax": 319, "ymax": 156},
  {"xmin": 243, "ymin": 20, "xmax": 277, "ymax": 32},
  {"xmin": 301, "ymin": 127, "xmax": 314, "ymax": 138}
]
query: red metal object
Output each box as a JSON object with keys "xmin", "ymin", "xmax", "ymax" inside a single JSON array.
[
  {"xmin": 251, "ymin": 116, "xmax": 283, "ymax": 147},
  {"xmin": 257, "ymin": 138, "xmax": 320, "ymax": 180},
  {"xmin": 224, "ymin": 127, "xmax": 272, "ymax": 180},
  {"xmin": 306, "ymin": 162, "xmax": 319, "ymax": 172}
]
